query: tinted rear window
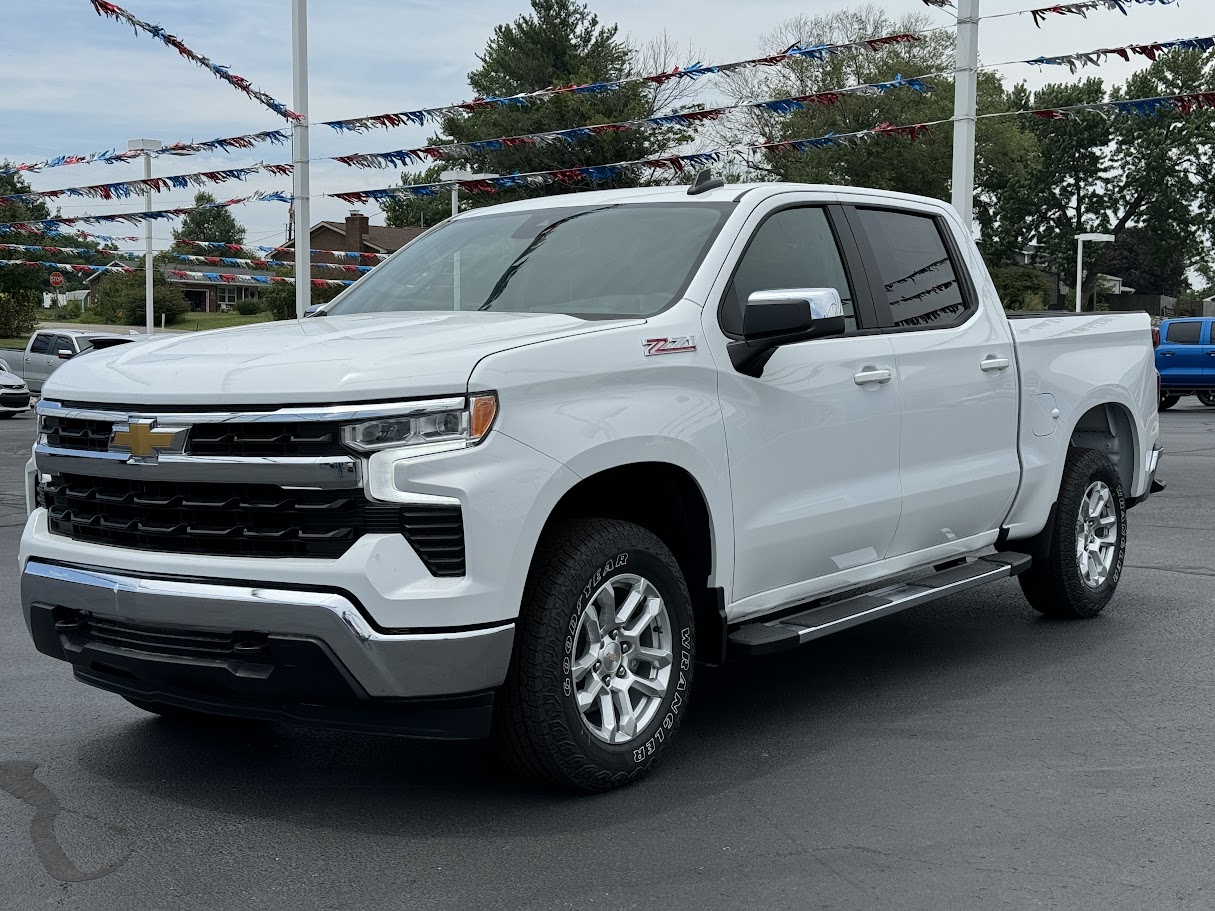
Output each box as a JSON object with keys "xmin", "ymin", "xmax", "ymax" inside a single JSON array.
[
  {"xmin": 29, "ymin": 334, "xmax": 51, "ymax": 354},
  {"xmin": 1165, "ymin": 321, "xmax": 1203, "ymax": 345}
]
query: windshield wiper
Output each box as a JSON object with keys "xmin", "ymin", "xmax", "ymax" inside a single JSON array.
[{"xmin": 478, "ymin": 206, "xmax": 619, "ymax": 311}]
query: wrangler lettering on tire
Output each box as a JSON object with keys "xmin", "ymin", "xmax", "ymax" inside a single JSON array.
[{"xmin": 494, "ymin": 519, "xmax": 695, "ymax": 792}]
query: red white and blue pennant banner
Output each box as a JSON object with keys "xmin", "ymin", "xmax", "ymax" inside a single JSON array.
[
  {"xmin": 333, "ymin": 76, "xmax": 933, "ymax": 170},
  {"xmin": 167, "ymin": 254, "xmax": 374, "ymax": 274},
  {"xmin": 0, "ymin": 259, "xmax": 137, "ymax": 274},
  {"xmin": 0, "ymin": 243, "xmax": 143, "ymax": 259},
  {"xmin": 1, "ymin": 131, "xmax": 290, "ymax": 178},
  {"xmin": 176, "ymin": 241, "xmax": 389, "ymax": 261},
  {"xmin": 1027, "ymin": 0, "xmax": 1178, "ymax": 27},
  {"xmin": 165, "ymin": 270, "xmax": 354, "ymax": 288},
  {"xmin": 331, "ymin": 120, "xmax": 940, "ymax": 205},
  {"xmin": 1029, "ymin": 89, "xmax": 1215, "ymax": 118},
  {"xmin": 319, "ymin": 34, "xmax": 932, "ymax": 134},
  {"xmin": 1026, "ymin": 35, "xmax": 1215, "ymax": 72},
  {"xmin": 87, "ymin": 0, "xmax": 300, "ymax": 120},
  {"xmin": 0, "ymin": 192, "xmax": 290, "ymax": 236},
  {"xmin": 0, "ymin": 165, "xmax": 290, "ymax": 206}
]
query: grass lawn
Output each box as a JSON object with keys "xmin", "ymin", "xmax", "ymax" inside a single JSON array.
[
  {"xmin": 176, "ymin": 312, "xmax": 273, "ymax": 333},
  {"xmin": 0, "ymin": 312, "xmax": 273, "ymax": 348}
]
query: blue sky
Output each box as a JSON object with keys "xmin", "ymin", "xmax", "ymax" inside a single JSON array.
[{"xmin": 2, "ymin": 0, "xmax": 1213, "ymax": 253}]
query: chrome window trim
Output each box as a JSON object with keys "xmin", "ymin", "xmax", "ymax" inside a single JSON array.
[{"xmin": 36, "ymin": 397, "xmax": 467, "ymax": 425}]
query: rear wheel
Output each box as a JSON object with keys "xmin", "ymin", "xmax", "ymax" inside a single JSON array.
[
  {"xmin": 1019, "ymin": 449, "xmax": 1127, "ymax": 619},
  {"xmin": 1198, "ymin": 392, "xmax": 1215, "ymax": 407},
  {"xmin": 495, "ymin": 519, "xmax": 695, "ymax": 792},
  {"xmin": 1159, "ymin": 395, "xmax": 1180, "ymax": 411}
]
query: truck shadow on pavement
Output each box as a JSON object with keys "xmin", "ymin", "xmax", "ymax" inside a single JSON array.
[{"xmin": 71, "ymin": 578, "xmax": 1144, "ymax": 835}]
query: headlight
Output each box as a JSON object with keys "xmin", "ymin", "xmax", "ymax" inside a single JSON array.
[{"xmin": 342, "ymin": 393, "xmax": 498, "ymax": 453}]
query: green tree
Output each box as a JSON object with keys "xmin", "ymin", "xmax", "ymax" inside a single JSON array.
[
  {"xmin": 1090, "ymin": 227, "xmax": 1188, "ymax": 296},
  {"xmin": 91, "ymin": 264, "xmax": 187, "ymax": 326},
  {"xmin": 170, "ymin": 191, "xmax": 247, "ymax": 250},
  {"xmin": 0, "ymin": 165, "xmax": 62, "ymax": 336},
  {"xmin": 381, "ymin": 163, "xmax": 455, "ymax": 229},
  {"xmin": 428, "ymin": 0, "xmax": 682, "ymax": 205},
  {"xmin": 718, "ymin": 9, "xmax": 1035, "ymax": 210},
  {"xmin": 261, "ymin": 271, "xmax": 346, "ymax": 320}
]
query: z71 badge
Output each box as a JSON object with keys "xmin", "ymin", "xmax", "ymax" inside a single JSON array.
[{"xmin": 643, "ymin": 336, "xmax": 697, "ymax": 357}]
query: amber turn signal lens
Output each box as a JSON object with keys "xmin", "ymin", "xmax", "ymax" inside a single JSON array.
[{"xmin": 470, "ymin": 394, "xmax": 498, "ymax": 440}]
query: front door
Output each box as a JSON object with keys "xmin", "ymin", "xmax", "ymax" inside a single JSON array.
[
  {"xmin": 845, "ymin": 205, "xmax": 1020, "ymax": 556},
  {"xmin": 710, "ymin": 203, "xmax": 902, "ymax": 610}
]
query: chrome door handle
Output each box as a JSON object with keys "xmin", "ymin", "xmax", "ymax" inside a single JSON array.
[
  {"xmin": 980, "ymin": 356, "xmax": 1010, "ymax": 372},
  {"xmin": 853, "ymin": 368, "xmax": 893, "ymax": 386},
  {"xmin": 1160, "ymin": 352, "xmax": 1173, "ymax": 357}
]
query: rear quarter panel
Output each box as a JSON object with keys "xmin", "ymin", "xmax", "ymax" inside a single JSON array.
[{"xmin": 1004, "ymin": 312, "xmax": 1159, "ymax": 539}]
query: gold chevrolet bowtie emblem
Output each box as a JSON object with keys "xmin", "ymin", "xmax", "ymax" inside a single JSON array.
[{"xmin": 110, "ymin": 420, "xmax": 185, "ymax": 461}]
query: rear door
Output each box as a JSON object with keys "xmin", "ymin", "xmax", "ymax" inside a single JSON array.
[
  {"xmin": 846, "ymin": 203, "xmax": 1020, "ymax": 558},
  {"xmin": 1157, "ymin": 320, "xmax": 1206, "ymax": 389}
]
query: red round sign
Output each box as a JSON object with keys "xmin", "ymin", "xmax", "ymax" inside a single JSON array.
[{"xmin": 48, "ymin": 272, "xmax": 64, "ymax": 287}]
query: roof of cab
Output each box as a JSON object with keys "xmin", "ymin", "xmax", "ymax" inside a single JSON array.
[{"xmin": 453, "ymin": 181, "xmax": 956, "ymax": 217}]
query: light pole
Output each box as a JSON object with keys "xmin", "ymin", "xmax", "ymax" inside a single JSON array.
[
  {"xmin": 439, "ymin": 170, "xmax": 497, "ymax": 310},
  {"xmin": 292, "ymin": 0, "xmax": 310, "ymax": 320},
  {"xmin": 951, "ymin": 0, "xmax": 979, "ymax": 233},
  {"xmin": 1074, "ymin": 233, "xmax": 1116, "ymax": 313},
  {"xmin": 128, "ymin": 138, "xmax": 162, "ymax": 335}
]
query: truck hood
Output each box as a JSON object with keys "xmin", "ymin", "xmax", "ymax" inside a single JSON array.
[{"xmin": 44, "ymin": 312, "xmax": 641, "ymax": 406}]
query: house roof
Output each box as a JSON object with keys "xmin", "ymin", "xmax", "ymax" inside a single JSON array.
[{"xmin": 281, "ymin": 221, "xmax": 425, "ymax": 254}]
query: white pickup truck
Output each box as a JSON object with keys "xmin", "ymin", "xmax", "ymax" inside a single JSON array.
[{"xmin": 20, "ymin": 180, "xmax": 1163, "ymax": 792}]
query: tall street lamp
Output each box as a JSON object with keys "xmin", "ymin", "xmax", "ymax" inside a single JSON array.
[
  {"xmin": 128, "ymin": 138, "xmax": 162, "ymax": 334},
  {"xmin": 1074, "ymin": 233, "xmax": 1116, "ymax": 313}
]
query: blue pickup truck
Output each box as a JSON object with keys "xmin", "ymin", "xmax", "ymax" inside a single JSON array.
[{"xmin": 1157, "ymin": 317, "xmax": 1215, "ymax": 410}]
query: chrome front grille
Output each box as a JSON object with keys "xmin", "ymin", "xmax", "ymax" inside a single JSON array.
[{"xmin": 41, "ymin": 414, "xmax": 347, "ymax": 458}]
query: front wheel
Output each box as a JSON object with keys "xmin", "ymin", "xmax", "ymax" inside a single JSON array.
[
  {"xmin": 1019, "ymin": 448, "xmax": 1127, "ymax": 619},
  {"xmin": 495, "ymin": 519, "xmax": 695, "ymax": 792},
  {"xmin": 1198, "ymin": 391, "xmax": 1215, "ymax": 407}
]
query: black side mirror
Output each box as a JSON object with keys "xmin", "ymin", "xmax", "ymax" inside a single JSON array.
[{"xmin": 728, "ymin": 289, "xmax": 847, "ymax": 377}]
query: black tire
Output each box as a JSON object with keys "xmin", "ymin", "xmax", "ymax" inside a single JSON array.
[
  {"xmin": 1198, "ymin": 392, "xmax": 1215, "ymax": 407},
  {"xmin": 0, "ymin": 412, "xmax": 14, "ymax": 419},
  {"xmin": 1019, "ymin": 448, "xmax": 1127, "ymax": 619},
  {"xmin": 494, "ymin": 519, "xmax": 695, "ymax": 792},
  {"xmin": 1159, "ymin": 395, "xmax": 1180, "ymax": 411}
]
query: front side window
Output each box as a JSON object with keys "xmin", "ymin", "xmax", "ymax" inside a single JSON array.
[
  {"xmin": 721, "ymin": 207, "xmax": 856, "ymax": 336},
  {"xmin": 856, "ymin": 208, "xmax": 969, "ymax": 329},
  {"xmin": 53, "ymin": 336, "xmax": 75, "ymax": 354},
  {"xmin": 326, "ymin": 202, "xmax": 734, "ymax": 320},
  {"xmin": 1164, "ymin": 321, "xmax": 1202, "ymax": 345}
]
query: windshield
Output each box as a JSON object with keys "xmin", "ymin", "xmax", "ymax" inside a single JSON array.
[{"xmin": 326, "ymin": 202, "xmax": 734, "ymax": 319}]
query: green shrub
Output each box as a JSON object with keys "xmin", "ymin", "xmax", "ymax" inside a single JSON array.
[{"xmin": 235, "ymin": 299, "xmax": 262, "ymax": 316}]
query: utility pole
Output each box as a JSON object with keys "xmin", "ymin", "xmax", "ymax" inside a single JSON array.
[
  {"xmin": 951, "ymin": 0, "xmax": 980, "ymax": 233},
  {"xmin": 128, "ymin": 138, "xmax": 162, "ymax": 335},
  {"xmin": 292, "ymin": 0, "xmax": 310, "ymax": 320}
]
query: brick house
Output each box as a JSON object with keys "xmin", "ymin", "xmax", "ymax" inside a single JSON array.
[{"xmin": 165, "ymin": 213, "xmax": 425, "ymax": 313}]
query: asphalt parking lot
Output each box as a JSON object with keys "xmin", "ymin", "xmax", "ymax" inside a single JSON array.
[{"xmin": 1, "ymin": 402, "xmax": 1213, "ymax": 910}]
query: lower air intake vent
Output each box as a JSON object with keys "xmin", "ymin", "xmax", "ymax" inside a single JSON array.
[{"xmin": 400, "ymin": 505, "xmax": 466, "ymax": 577}]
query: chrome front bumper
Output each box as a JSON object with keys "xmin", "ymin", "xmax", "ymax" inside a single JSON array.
[{"xmin": 21, "ymin": 560, "xmax": 515, "ymax": 702}]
